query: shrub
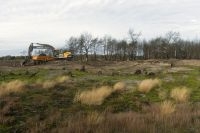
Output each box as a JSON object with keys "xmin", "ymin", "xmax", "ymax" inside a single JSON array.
[
  {"xmin": 170, "ymin": 87, "xmax": 190, "ymax": 103},
  {"xmin": 138, "ymin": 79, "xmax": 161, "ymax": 93}
]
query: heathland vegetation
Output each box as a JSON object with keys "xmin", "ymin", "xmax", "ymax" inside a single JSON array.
[{"xmin": 0, "ymin": 59, "xmax": 200, "ymax": 132}]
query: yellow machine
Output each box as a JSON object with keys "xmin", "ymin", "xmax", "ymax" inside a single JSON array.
[
  {"xmin": 54, "ymin": 50, "xmax": 73, "ymax": 59},
  {"xmin": 23, "ymin": 43, "xmax": 73, "ymax": 65}
]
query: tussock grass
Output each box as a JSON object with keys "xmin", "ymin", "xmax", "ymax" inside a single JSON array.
[
  {"xmin": 86, "ymin": 112, "xmax": 105, "ymax": 125},
  {"xmin": 74, "ymin": 86, "xmax": 113, "ymax": 105},
  {"xmin": 75, "ymin": 81, "xmax": 127, "ymax": 105},
  {"xmin": 0, "ymin": 80, "xmax": 25, "ymax": 97},
  {"xmin": 138, "ymin": 79, "xmax": 161, "ymax": 93},
  {"xmin": 42, "ymin": 76, "xmax": 70, "ymax": 89},
  {"xmin": 43, "ymin": 81, "xmax": 56, "ymax": 89},
  {"xmin": 113, "ymin": 82, "xmax": 126, "ymax": 92},
  {"xmin": 170, "ymin": 87, "xmax": 190, "ymax": 103},
  {"xmin": 160, "ymin": 100, "xmax": 175, "ymax": 115},
  {"xmin": 56, "ymin": 76, "xmax": 70, "ymax": 83}
]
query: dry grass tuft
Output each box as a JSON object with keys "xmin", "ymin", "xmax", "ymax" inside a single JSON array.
[
  {"xmin": 160, "ymin": 100, "xmax": 176, "ymax": 115},
  {"xmin": 42, "ymin": 76, "xmax": 70, "ymax": 89},
  {"xmin": 170, "ymin": 87, "xmax": 190, "ymax": 103},
  {"xmin": 74, "ymin": 86, "xmax": 113, "ymax": 105},
  {"xmin": 74, "ymin": 81, "xmax": 128, "ymax": 105},
  {"xmin": 0, "ymin": 80, "xmax": 25, "ymax": 97},
  {"xmin": 113, "ymin": 82, "xmax": 126, "ymax": 92},
  {"xmin": 86, "ymin": 112, "xmax": 105, "ymax": 125},
  {"xmin": 42, "ymin": 80, "xmax": 56, "ymax": 89},
  {"xmin": 56, "ymin": 76, "xmax": 70, "ymax": 83},
  {"xmin": 138, "ymin": 79, "xmax": 161, "ymax": 93}
]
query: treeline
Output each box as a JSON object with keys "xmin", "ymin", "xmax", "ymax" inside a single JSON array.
[
  {"xmin": 0, "ymin": 55, "xmax": 24, "ymax": 60},
  {"xmin": 66, "ymin": 30, "xmax": 200, "ymax": 61}
]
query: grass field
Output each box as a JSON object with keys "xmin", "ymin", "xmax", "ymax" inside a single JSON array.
[{"xmin": 0, "ymin": 60, "xmax": 200, "ymax": 133}]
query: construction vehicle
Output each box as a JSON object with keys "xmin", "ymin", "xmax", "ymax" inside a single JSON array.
[{"xmin": 22, "ymin": 43, "xmax": 73, "ymax": 65}]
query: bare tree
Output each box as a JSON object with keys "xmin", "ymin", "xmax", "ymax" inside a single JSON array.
[
  {"xmin": 91, "ymin": 37, "xmax": 99, "ymax": 61},
  {"xmin": 101, "ymin": 35, "xmax": 112, "ymax": 60},
  {"xmin": 79, "ymin": 33, "xmax": 97, "ymax": 62},
  {"xmin": 165, "ymin": 31, "xmax": 180, "ymax": 58},
  {"xmin": 67, "ymin": 37, "xmax": 79, "ymax": 54},
  {"xmin": 128, "ymin": 28, "xmax": 141, "ymax": 60},
  {"xmin": 65, "ymin": 30, "xmax": 200, "ymax": 61}
]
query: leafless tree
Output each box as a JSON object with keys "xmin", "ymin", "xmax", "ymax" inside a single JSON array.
[
  {"xmin": 165, "ymin": 31, "xmax": 180, "ymax": 58},
  {"xmin": 127, "ymin": 28, "xmax": 141, "ymax": 60},
  {"xmin": 65, "ymin": 30, "xmax": 200, "ymax": 61},
  {"xmin": 78, "ymin": 33, "xmax": 98, "ymax": 62}
]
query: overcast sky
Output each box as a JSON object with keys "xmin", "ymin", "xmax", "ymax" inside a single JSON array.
[{"xmin": 0, "ymin": 0, "xmax": 200, "ymax": 56}]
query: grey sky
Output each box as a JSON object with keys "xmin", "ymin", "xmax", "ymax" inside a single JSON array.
[{"xmin": 0, "ymin": 0, "xmax": 200, "ymax": 56}]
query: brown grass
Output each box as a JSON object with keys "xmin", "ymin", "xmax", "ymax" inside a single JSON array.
[
  {"xmin": 74, "ymin": 86, "xmax": 113, "ymax": 105},
  {"xmin": 56, "ymin": 76, "xmax": 70, "ymax": 83},
  {"xmin": 170, "ymin": 87, "xmax": 190, "ymax": 103},
  {"xmin": 0, "ymin": 97, "xmax": 22, "ymax": 125},
  {"xmin": 0, "ymin": 80, "xmax": 25, "ymax": 97},
  {"xmin": 176, "ymin": 60, "xmax": 200, "ymax": 67},
  {"xmin": 74, "ymin": 81, "xmax": 127, "ymax": 105},
  {"xmin": 86, "ymin": 111, "xmax": 105, "ymax": 125},
  {"xmin": 113, "ymin": 82, "xmax": 126, "ymax": 92},
  {"xmin": 42, "ymin": 81, "xmax": 56, "ymax": 89},
  {"xmin": 42, "ymin": 76, "xmax": 70, "ymax": 89},
  {"xmin": 53, "ymin": 104, "xmax": 200, "ymax": 133},
  {"xmin": 160, "ymin": 100, "xmax": 176, "ymax": 115},
  {"xmin": 26, "ymin": 109, "xmax": 62, "ymax": 133},
  {"xmin": 138, "ymin": 79, "xmax": 161, "ymax": 93}
]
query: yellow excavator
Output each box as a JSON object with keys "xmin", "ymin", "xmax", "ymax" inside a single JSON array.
[{"xmin": 22, "ymin": 43, "xmax": 73, "ymax": 65}]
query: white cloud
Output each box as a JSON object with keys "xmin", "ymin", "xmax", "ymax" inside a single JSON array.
[{"xmin": 0, "ymin": 0, "xmax": 200, "ymax": 56}]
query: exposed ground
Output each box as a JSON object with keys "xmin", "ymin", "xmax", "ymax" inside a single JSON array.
[{"xmin": 0, "ymin": 59, "xmax": 200, "ymax": 133}]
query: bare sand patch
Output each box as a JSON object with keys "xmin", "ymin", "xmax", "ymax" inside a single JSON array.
[{"xmin": 167, "ymin": 67, "xmax": 193, "ymax": 73}]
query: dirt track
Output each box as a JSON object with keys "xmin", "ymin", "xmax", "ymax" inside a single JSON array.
[
  {"xmin": 0, "ymin": 60, "xmax": 200, "ymax": 70},
  {"xmin": 0, "ymin": 59, "xmax": 199, "ymax": 73}
]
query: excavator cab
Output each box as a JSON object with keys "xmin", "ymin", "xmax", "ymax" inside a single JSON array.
[{"xmin": 54, "ymin": 49, "xmax": 73, "ymax": 60}]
